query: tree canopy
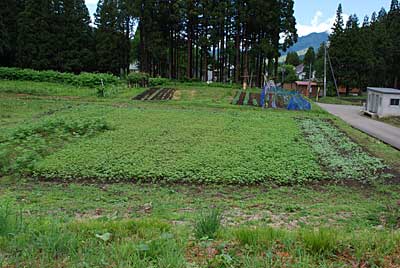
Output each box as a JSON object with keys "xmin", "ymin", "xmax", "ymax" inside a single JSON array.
[
  {"xmin": 0, "ymin": 0, "xmax": 297, "ymax": 85},
  {"xmin": 329, "ymin": 2, "xmax": 400, "ymax": 91}
]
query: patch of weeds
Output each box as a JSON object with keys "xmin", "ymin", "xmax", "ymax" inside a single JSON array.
[
  {"xmin": 0, "ymin": 204, "xmax": 24, "ymax": 237},
  {"xmin": 135, "ymin": 233, "xmax": 187, "ymax": 268},
  {"xmin": 234, "ymin": 227, "xmax": 289, "ymax": 248},
  {"xmin": 300, "ymin": 228, "xmax": 338, "ymax": 256},
  {"xmin": 284, "ymin": 204, "xmax": 303, "ymax": 213},
  {"xmin": 194, "ymin": 209, "xmax": 222, "ymax": 239}
]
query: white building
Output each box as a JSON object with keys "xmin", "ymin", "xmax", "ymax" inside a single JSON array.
[{"xmin": 366, "ymin": 87, "xmax": 400, "ymax": 118}]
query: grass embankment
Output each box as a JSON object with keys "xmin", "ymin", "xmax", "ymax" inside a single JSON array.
[
  {"xmin": 0, "ymin": 78, "xmax": 400, "ymax": 267},
  {"xmin": 317, "ymin": 95, "xmax": 367, "ymax": 106},
  {"xmin": 377, "ymin": 116, "xmax": 400, "ymax": 128}
]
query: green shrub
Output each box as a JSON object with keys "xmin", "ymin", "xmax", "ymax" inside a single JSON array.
[
  {"xmin": 127, "ymin": 72, "xmax": 149, "ymax": 87},
  {"xmin": 149, "ymin": 77, "xmax": 170, "ymax": 87},
  {"xmin": 0, "ymin": 67, "xmax": 119, "ymax": 88},
  {"xmin": 194, "ymin": 209, "xmax": 222, "ymax": 239}
]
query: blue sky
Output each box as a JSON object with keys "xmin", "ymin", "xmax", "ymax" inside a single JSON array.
[
  {"xmin": 295, "ymin": 0, "xmax": 390, "ymax": 36},
  {"xmin": 85, "ymin": 0, "xmax": 391, "ymax": 36}
]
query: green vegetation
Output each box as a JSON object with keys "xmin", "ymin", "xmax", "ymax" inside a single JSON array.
[
  {"xmin": 29, "ymin": 106, "xmax": 322, "ymax": 184},
  {"xmin": 0, "ymin": 67, "xmax": 120, "ymax": 88},
  {"xmin": 1, "ymin": 181, "xmax": 400, "ymax": 267},
  {"xmin": 329, "ymin": 3, "xmax": 400, "ymax": 90},
  {"xmin": 317, "ymin": 95, "xmax": 366, "ymax": 106},
  {"xmin": 194, "ymin": 209, "xmax": 222, "ymax": 239},
  {"xmin": 377, "ymin": 116, "xmax": 400, "ymax": 128},
  {"xmin": 0, "ymin": 78, "xmax": 399, "ymax": 267},
  {"xmin": 299, "ymin": 119, "xmax": 385, "ymax": 181}
]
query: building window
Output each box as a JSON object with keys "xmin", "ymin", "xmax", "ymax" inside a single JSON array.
[{"xmin": 390, "ymin": 99, "xmax": 400, "ymax": 106}]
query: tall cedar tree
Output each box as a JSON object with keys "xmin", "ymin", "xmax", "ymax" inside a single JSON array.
[{"xmin": 329, "ymin": 2, "xmax": 400, "ymax": 90}]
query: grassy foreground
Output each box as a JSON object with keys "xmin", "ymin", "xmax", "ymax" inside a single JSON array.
[{"xmin": 1, "ymin": 79, "xmax": 400, "ymax": 267}]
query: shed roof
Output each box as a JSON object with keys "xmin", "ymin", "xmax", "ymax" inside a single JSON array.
[
  {"xmin": 368, "ymin": 87, "xmax": 400, "ymax": 94},
  {"xmin": 296, "ymin": 81, "xmax": 317, "ymax": 86}
]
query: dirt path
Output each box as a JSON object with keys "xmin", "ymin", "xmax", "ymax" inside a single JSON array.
[{"xmin": 317, "ymin": 103, "xmax": 400, "ymax": 150}]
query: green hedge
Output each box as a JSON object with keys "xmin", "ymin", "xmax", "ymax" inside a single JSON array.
[
  {"xmin": 0, "ymin": 67, "xmax": 120, "ymax": 88},
  {"xmin": 149, "ymin": 77, "xmax": 170, "ymax": 87},
  {"xmin": 127, "ymin": 72, "xmax": 149, "ymax": 87}
]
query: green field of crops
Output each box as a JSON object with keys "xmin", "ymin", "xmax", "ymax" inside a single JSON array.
[{"xmin": 1, "ymin": 78, "xmax": 400, "ymax": 267}]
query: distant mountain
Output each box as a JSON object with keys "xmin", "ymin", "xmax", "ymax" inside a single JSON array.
[{"xmin": 283, "ymin": 32, "xmax": 329, "ymax": 55}]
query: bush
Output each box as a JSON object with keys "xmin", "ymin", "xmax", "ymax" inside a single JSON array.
[
  {"xmin": 127, "ymin": 72, "xmax": 149, "ymax": 87},
  {"xmin": 194, "ymin": 209, "xmax": 222, "ymax": 239},
  {"xmin": 0, "ymin": 67, "xmax": 119, "ymax": 88},
  {"xmin": 149, "ymin": 77, "xmax": 170, "ymax": 87}
]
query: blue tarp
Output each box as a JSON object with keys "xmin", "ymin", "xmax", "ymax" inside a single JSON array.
[{"xmin": 287, "ymin": 95, "xmax": 311, "ymax": 111}]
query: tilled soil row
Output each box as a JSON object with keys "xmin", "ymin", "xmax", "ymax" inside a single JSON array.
[{"xmin": 133, "ymin": 88, "xmax": 176, "ymax": 101}]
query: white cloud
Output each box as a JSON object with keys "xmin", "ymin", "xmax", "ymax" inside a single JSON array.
[{"xmin": 297, "ymin": 11, "xmax": 349, "ymax": 37}]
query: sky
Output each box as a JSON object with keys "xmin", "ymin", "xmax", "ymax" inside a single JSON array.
[{"xmin": 84, "ymin": 0, "xmax": 391, "ymax": 37}]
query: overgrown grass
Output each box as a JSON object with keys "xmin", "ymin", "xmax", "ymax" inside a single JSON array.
[
  {"xmin": 317, "ymin": 95, "xmax": 366, "ymax": 106},
  {"xmin": 194, "ymin": 209, "xmax": 222, "ymax": 239},
  {"xmin": 1, "ymin": 202, "xmax": 399, "ymax": 268}
]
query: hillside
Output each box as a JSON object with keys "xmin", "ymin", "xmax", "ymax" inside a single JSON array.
[{"xmin": 283, "ymin": 32, "xmax": 329, "ymax": 55}]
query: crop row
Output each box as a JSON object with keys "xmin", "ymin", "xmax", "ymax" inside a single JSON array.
[{"xmin": 298, "ymin": 118, "xmax": 386, "ymax": 182}]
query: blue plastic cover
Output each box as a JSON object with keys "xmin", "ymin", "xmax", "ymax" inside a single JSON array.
[{"xmin": 287, "ymin": 95, "xmax": 311, "ymax": 111}]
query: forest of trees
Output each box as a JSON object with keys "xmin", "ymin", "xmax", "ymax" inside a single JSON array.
[
  {"xmin": 0, "ymin": 0, "xmax": 297, "ymax": 86},
  {"xmin": 328, "ymin": 1, "xmax": 400, "ymax": 91}
]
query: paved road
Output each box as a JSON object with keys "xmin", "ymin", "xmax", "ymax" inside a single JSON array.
[{"xmin": 317, "ymin": 103, "xmax": 400, "ymax": 150}]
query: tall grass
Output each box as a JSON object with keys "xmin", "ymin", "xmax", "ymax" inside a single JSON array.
[
  {"xmin": 194, "ymin": 209, "xmax": 222, "ymax": 239},
  {"xmin": 0, "ymin": 204, "xmax": 23, "ymax": 237},
  {"xmin": 299, "ymin": 228, "xmax": 338, "ymax": 255},
  {"xmin": 235, "ymin": 227, "xmax": 289, "ymax": 247}
]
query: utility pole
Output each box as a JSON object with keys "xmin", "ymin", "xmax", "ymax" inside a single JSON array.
[
  {"xmin": 308, "ymin": 62, "xmax": 312, "ymax": 97},
  {"xmin": 324, "ymin": 42, "xmax": 327, "ymax": 97}
]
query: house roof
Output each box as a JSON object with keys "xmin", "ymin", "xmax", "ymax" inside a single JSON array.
[
  {"xmin": 368, "ymin": 87, "xmax": 400, "ymax": 95},
  {"xmin": 295, "ymin": 64, "xmax": 304, "ymax": 74},
  {"xmin": 296, "ymin": 81, "xmax": 317, "ymax": 86}
]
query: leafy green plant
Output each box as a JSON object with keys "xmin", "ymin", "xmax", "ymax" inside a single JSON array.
[
  {"xmin": 243, "ymin": 91, "xmax": 250, "ymax": 105},
  {"xmin": 127, "ymin": 72, "xmax": 149, "ymax": 87},
  {"xmin": 298, "ymin": 119, "xmax": 386, "ymax": 182},
  {"xmin": 33, "ymin": 108, "xmax": 323, "ymax": 184},
  {"xmin": 0, "ymin": 67, "xmax": 119, "ymax": 88},
  {"xmin": 194, "ymin": 209, "xmax": 222, "ymax": 239},
  {"xmin": 232, "ymin": 91, "xmax": 241, "ymax": 105},
  {"xmin": 149, "ymin": 77, "xmax": 170, "ymax": 87}
]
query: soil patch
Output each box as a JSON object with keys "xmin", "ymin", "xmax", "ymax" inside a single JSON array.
[{"xmin": 133, "ymin": 88, "xmax": 176, "ymax": 101}]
